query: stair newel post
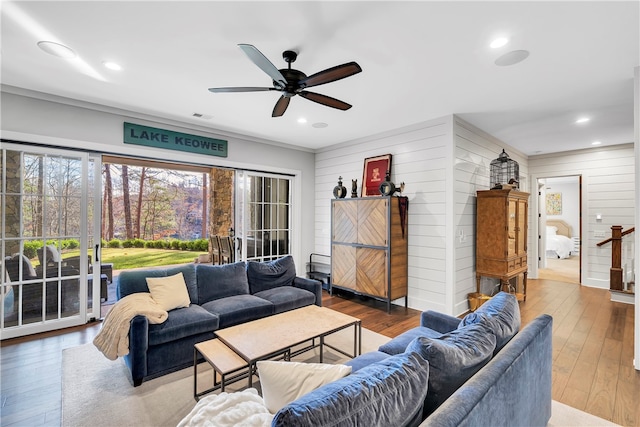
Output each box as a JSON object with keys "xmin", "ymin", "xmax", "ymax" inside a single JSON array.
[{"xmin": 610, "ymin": 225, "xmax": 623, "ymax": 291}]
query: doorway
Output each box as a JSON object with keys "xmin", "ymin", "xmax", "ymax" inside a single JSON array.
[
  {"xmin": 235, "ymin": 170, "xmax": 293, "ymax": 263},
  {"xmin": 537, "ymin": 176, "xmax": 582, "ymax": 284},
  {"xmin": 1, "ymin": 143, "xmax": 102, "ymax": 339}
]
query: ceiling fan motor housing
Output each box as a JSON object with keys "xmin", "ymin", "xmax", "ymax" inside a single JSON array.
[{"xmin": 275, "ymin": 68, "xmax": 307, "ymax": 95}]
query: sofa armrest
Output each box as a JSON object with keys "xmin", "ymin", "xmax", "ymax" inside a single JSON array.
[
  {"xmin": 293, "ymin": 276, "xmax": 323, "ymax": 306},
  {"xmin": 421, "ymin": 315, "xmax": 553, "ymax": 427},
  {"xmin": 420, "ymin": 310, "xmax": 461, "ymax": 333},
  {"xmin": 126, "ymin": 315, "xmax": 150, "ymax": 386}
]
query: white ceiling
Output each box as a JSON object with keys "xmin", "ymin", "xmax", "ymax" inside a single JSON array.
[{"xmin": 1, "ymin": 1, "xmax": 638, "ymax": 156}]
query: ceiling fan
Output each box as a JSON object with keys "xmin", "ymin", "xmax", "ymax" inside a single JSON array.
[{"xmin": 208, "ymin": 44, "xmax": 362, "ymax": 117}]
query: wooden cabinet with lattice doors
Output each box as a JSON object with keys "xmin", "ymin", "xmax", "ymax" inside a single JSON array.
[
  {"xmin": 331, "ymin": 196, "xmax": 408, "ymax": 312},
  {"xmin": 475, "ymin": 189, "xmax": 529, "ymax": 301}
]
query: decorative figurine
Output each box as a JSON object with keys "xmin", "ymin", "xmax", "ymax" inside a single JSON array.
[
  {"xmin": 379, "ymin": 171, "xmax": 404, "ymax": 196},
  {"xmin": 351, "ymin": 179, "xmax": 358, "ymax": 198},
  {"xmin": 333, "ymin": 176, "xmax": 347, "ymax": 199}
]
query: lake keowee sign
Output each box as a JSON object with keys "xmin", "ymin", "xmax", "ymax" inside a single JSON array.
[{"xmin": 124, "ymin": 122, "xmax": 228, "ymax": 158}]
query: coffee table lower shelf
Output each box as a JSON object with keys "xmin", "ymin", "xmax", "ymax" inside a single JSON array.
[{"xmin": 193, "ymin": 339, "xmax": 249, "ymax": 401}]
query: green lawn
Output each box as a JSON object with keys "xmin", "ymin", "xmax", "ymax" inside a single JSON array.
[{"xmin": 61, "ymin": 248, "xmax": 207, "ymax": 270}]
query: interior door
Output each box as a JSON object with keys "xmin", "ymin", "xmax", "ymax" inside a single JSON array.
[{"xmin": 1, "ymin": 143, "xmax": 100, "ymax": 339}]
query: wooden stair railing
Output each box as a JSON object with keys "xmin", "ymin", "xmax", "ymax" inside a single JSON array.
[{"xmin": 597, "ymin": 226, "xmax": 635, "ymax": 291}]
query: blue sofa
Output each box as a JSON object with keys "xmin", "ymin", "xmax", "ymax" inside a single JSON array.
[
  {"xmin": 271, "ymin": 292, "xmax": 553, "ymax": 427},
  {"xmin": 116, "ymin": 255, "xmax": 322, "ymax": 386}
]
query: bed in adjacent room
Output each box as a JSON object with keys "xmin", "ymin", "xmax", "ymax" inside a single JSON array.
[{"xmin": 545, "ymin": 220, "xmax": 575, "ymax": 259}]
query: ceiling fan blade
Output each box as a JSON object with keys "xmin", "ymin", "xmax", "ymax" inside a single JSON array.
[
  {"xmin": 299, "ymin": 91, "xmax": 352, "ymax": 110},
  {"xmin": 299, "ymin": 62, "xmax": 362, "ymax": 89},
  {"xmin": 238, "ymin": 44, "xmax": 287, "ymax": 88},
  {"xmin": 209, "ymin": 87, "xmax": 275, "ymax": 93},
  {"xmin": 272, "ymin": 96, "xmax": 291, "ymax": 117}
]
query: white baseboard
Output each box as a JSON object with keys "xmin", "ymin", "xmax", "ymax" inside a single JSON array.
[{"xmin": 610, "ymin": 291, "xmax": 635, "ymax": 305}]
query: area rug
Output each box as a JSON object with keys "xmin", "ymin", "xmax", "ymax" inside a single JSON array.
[
  {"xmin": 62, "ymin": 327, "xmax": 390, "ymax": 427},
  {"xmin": 62, "ymin": 327, "xmax": 618, "ymax": 427}
]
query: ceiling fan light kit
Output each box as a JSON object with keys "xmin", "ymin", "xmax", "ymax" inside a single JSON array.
[{"xmin": 209, "ymin": 44, "xmax": 362, "ymax": 117}]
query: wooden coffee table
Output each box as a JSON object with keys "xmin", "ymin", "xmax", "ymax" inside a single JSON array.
[{"xmin": 193, "ymin": 305, "xmax": 361, "ymax": 398}]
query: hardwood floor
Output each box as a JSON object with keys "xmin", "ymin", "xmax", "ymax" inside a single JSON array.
[{"xmin": 1, "ymin": 279, "xmax": 638, "ymax": 426}]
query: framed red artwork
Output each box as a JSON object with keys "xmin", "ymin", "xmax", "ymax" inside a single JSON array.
[{"xmin": 361, "ymin": 154, "xmax": 392, "ymax": 196}]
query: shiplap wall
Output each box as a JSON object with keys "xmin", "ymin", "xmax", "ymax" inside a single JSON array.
[
  {"xmin": 315, "ymin": 116, "xmax": 453, "ymax": 313},
  {"xmin": 529, "ymin": 144, "xmax": 635, "ymax": 288},
  {"xmin": 453, "ymin": 117, "xmax": 529, "ymax": 314},
  {"xmin": 315, "ymin": 115, "xmax": 529, "ymax": 315}
]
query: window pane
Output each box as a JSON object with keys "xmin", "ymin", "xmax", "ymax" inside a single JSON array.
[{"xmin": 277, "ymin": 179, "xmax": 289, "ymax": 204}]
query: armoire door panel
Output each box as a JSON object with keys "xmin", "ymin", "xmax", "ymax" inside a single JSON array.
[
  {"xmin": 357, "ymin": 198, "xmax": 387, "ymax": 246},
  {"xmin": 507, "ymin": 199, "xmax": 518, "ymax": 257},
  {"xmin": 331, "ymin": 244, "xmax": 356, "ymax": 290},
  {"xmin": 517, "ymin": 200, "xmax": 528, "ymax": 255},
  {"xmin": 332, "ymin": 201, "xmax": 357, "ymax": 243},
  {"xmin": 476, "ymin": 197, "xmax": 506, "ymax": 259},
  {"xmin": 356, "ymin": 247, "xmax": 387, "ymax": 297}
]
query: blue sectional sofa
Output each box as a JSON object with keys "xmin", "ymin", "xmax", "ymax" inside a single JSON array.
[
  {"xmin": 270, "ymin": 292, "xmax": 553, "ymax": 427},
  {"xmin": 116, "ymin": 255, "xmax": 322, "ymax": 386}
]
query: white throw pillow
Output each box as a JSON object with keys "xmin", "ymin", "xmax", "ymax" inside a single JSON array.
[
  {"xmin": 257, "ymin": 360, "xmax": 352, "ymax": 414},
  {"xmin": 145, "ymin": 272, "xmax": 191, "ymax": 311}
]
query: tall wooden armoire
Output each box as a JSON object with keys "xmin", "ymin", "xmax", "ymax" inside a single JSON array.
[
  {"xmin": 331, "ymin": 196, "xmax": 408, "ymax": 312},
  {"xmin": 475, "ymin": 189, "xmax": 529, "ymax": 301}
]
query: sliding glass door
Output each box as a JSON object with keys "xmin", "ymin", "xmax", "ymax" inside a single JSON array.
[
  {"xmin": 235, "ymin": 171, "xmax": 292, "ymax": 262},
  {"xmin": 1, "ymin": 143, "xmax": 101, "ymax": 339}
]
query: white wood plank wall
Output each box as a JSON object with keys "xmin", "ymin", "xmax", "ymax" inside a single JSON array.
[
  {"xmin": 315, "ymin": 116, "xmax": 453, "ymax": 313},
  {"xmin": 315, "ymin": 115, "xmax": 529, "ymax": 315},
  {"xmin": 453, "ymin": 116, "xmax": 529, "ymax": 314}
]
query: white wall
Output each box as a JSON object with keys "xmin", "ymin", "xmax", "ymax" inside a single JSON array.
[
  {"xmin": 453, "ymin": 116, "xmax": 529, "ymax": 313},
  {"xmin": 0, "ymin": 89, "xmax": 317, "ymax": 269},
  {"xmin": 529, "ymin": 144, "xmax": 636, "ymax": 289}
]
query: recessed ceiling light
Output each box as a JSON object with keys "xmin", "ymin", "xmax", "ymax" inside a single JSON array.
[
  {"xmin": 297, "ymin": 118, "xmax": 307, "ymax": 124},
  {"xmin": 102, "ymin": 61, "xmax": 122, "ymax": 71},
  {"xmin": 575, "ymin": 117, "xmax": 590, "ymax": 124},
  {"xmin": 592, "ymin": 141, "xmax": 602, "ymax": 146},
  {"xmin": 495, "ymin": 50, "xmax": 530, "ymax": 66},
  {"xmin": 312, "ymin": 122, "xmax": 328, "ymax": 128},
  {"xmin": 490, "ymin": 37, "xmax": 509, "ymax": 49},
  {"xmin": 37, "ymin": 41, "xmax": 76, "ymax": 58}
]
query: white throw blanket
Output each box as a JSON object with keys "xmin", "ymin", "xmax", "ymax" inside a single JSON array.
[
  {"xmin": 93, "ymin": 292, "xmax": 168, "ymax": 360},
  {"xmin": 178, "ymin": 388, "xmax": 274, "ymax": 427}
]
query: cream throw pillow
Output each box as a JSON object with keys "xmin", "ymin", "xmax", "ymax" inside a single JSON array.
[
  {"xmin": 257, "ymin": 360, "xmax": 352, "ymax": 414},
  {"xmin": 145, "ymin": 272, "xmax": 191, "ymax": 311}
]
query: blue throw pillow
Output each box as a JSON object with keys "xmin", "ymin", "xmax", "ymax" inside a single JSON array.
[
  {"xmin": 406, "ymin": 323, "xmax": 496, "ymax": 417},
  {"xmin": 272, "ymin": 352, "xmax": 430, "ymax": 427},
  {"xmin": 246, "ymin": 255, "xmax": 296, "ymax": 294},
  {"xmin": 459, "ymin": 291, "xmax": 520, "ymax": 354},
  {"xmin": 195, "ymin": 262, "xmax": 249, "ymax": 304}
]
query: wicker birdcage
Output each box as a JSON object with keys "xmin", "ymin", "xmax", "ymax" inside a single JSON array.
[{"xmin": 490, "ymin": 149, "xmax": 519, "ymax": 189}]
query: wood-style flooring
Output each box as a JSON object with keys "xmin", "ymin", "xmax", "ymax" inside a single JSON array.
[{"xmin": 1, "ymin": 278, "xmax": 638, "ymax": 426}]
